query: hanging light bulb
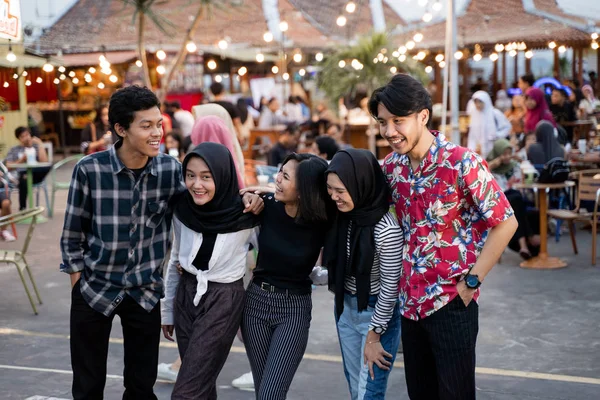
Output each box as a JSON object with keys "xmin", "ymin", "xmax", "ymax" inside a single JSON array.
[
  {"xmin": 263, "ymin": 31, "xmax": 273, "ymax": 43},
  {"xmin": 439, "ymin": 61, "xmax": 446, "ymax": 68},
  {"xmin": 392, "ymin": 51, "xmax": 399, "ymax": 58},
  {"xmin": 43, "ymin": 62, "xmax": 54, "ymax": 72},
  {"xmin": 186, "ymin": 40, "xmax": 197, "ymax": 53},
  {"xmin": 25, "ymin": 80, "xmax": 31, "ymax": 86},
  {"xmin": 136, "ymin": 60, "xmax": 143, "ymax": 68},
  {"xmin": 315, "ymin": 52, "xmax": 324, "ymax": 62},
  {"xmin": 473, "ymin": 53, "xmax": 482, "ymax": 62},
  {"xmin": 299, "ymin": 68, "xmax": 306, "ymax": 76},
  {"xmin": 336, "ymin": 16, "xmax": 347, "ymax": 27},
  {"xmin": 3, "ymin": 82, "xmax": 8, "ymax": 88},
  {"xmin": 399, "ymin": 54, "xmax": 407, "ymax": 62},
  {"xmin": 69, "ymin": 71, "xmax": 76, "ymax": 78},
  {"xmin": 406, "ymin": 41, "xmax": 416, "ymax": 50},
  {"xmin": 432, "ymin": 1, "xmax": 442, "ymax": 11},
  {"xmin": 422, "ymin": 13, "xmax": 432, "ymax": 22},
  {"xmin": 351, "ymin": 59, "xmax": 362, "ymax": 70},
  {"xmin": 338, "ymin": 60, "xmax": 346, "ymax": 68},
  {"xmin": 398, "ymin": 46, "xmax": 407, "ymax": 55},
  {"xmin": 215, "ymin": 75, "xmax": 223, "ymax": 83},
  {"xmin": 59, "ymin": 74, "xmax": 66, "ymax": 80},
  {"xmin": 548, "ymin": 41, "xmax": 557, "ymax": 49},
  {"xmin": 98, "ymin": 82, "xmax": 105, "ymax": 89},
  {"xmin": 217, "ymin": 39, "xmax": 228, "ymax": 50},
  {"xmin": 489, "ymin": 53, "xmax": 499, "ymax": 62},
  {"xmin": 435, "ymin": 54, "xmax": 444, "ymax": 62},
  {"xmin": 109, "ymin": 75, "xmax": 118, "ymax": 83},
  {"xmin": 525, "ymin": 50, "xmax": 534, "ymax": 59},
  {"xmin": 84, "ymin": 73, "xmax": 92, "ymax": 82},
  {"xmin": 238, "ymin": 66, "xmax": 248, "ymax": 76},
  {"xmin": 36, "ymin": 77, "xmax": 43, "ymax": 84},
  {"xmin": 592, "ymin": 41, "xmax": 599, "ymax": 50},
  {"xmin": 156, "ymin": 49, "xmax": 167, "ymax": 60},
  {"xmin": 22, "ymin": 70, "xmax": 28, "ymax": 77},
  {"xmin": 207, "ymin": 59, "xmax": 218, "ymax": 69},
  {"xmin": 416, "ymin": 51, "xmax": 427, "ymax": 60},
  {"xmin": 279, "ymin": 21, "xmax": 288, "ymax": 32},
  {"xmin": 88, "ymin": 66, "xmax": 96, "ymax": 73},
  {"xmin": 156, "ymin": 65, "xmax": 166, "ymax": 75},
  {"xmin": 72, "ymin": 77, "xmax": 79, "ymax": 84},
  {"xmin": 425, "ymin": 66, "xmax": 433, "ymax": 73},
  {"xmin": 509, "ymin": 49, "xmax": 517, "ymax": 57},
  {"xmin": 390, "ymin": 66, "xmax": 397, "ymax": 74},
  {"xmin": 592, "ymin": 33, "xmax": 599, "ymax": 40},
  {"xmin": 271, "ymin": 65, "xmax": 279, "ymax": 74},
  {"xmin": 494, "ymin": 43, "xmax": 504, "ymax": 52},
  {"xmin": 293, "ymin": 53, "xmax": 302, "ymax": 63},
  {"xmin": 454, "ymin": 51, "xmax": 463, "ymax": 60},
  {"xmin": 53, "ymin": 78, "xmax": 60, "ymax": 84},
  {"xmin": 12, "ymin": 73, "xmax": 18, "ymax": 79},
  {"xmin": 255, "ymin": 53, "xmax": 264, "ymax": 63},
  {"xmin": 345, "ymin": 1, "xmax": 356, "ymax": 13},
  {"xmin": 558, "ymin": 45, "xmax": 566, "ymax": 53},
  {"xmin": 413, "ymin": 33, "xmax": 424, "ymax": 43},
  {"xmin": 283, "ymin": 72, "xmax": 290, "ymax": 80},
  {"xmin": 6, "ymin": 40, "xmax": 16, "ymax": 62}
]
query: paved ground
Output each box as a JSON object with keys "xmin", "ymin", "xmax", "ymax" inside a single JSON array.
[{"xmin": 0, "ymin": 157, "xmax": 599, "ymax": 399}]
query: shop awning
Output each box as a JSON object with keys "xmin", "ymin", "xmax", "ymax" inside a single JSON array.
[{"xmin": 57, "ymin": 51, "xmax": 138, "ymax": 67}]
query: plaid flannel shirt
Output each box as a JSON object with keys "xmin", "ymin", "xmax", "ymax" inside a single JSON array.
[{"xmin": 60, "ymin": 143, "xmax": 184, "ymax": 316}]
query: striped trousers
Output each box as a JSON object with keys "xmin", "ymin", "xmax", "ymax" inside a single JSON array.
[
  {"xmin": 241, "ymin": 282, "xmax": 312, "ymax": 400},
  {"xmin": 401, "ymin": 295, "xmax": 479, "ymax": 400}
]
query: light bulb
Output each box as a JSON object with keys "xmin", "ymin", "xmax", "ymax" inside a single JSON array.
[
  {"xmin": 299, "ymin": 69, "xmax": 306, "ymax": 76},
  {"xmin": 84, "ymin": 73, "xmax": 92, "ymax": 82},
  {"xmin": 406, "ymin": 41, "xmax": 416, "ymax": 50},
  {"xmin": 315, "ymin": 52, "xmax": 323, "ymax": 62},
  {"xmin": 53, "ymin": 78, "xmax": 60, "ymax": 84},
  {"xmin": 422, "ymin": 13, "xmax": 432, "ymax": 22},
  {"xmin": 489, "ymin": 53, "xmax": 499, "ymax": 61},
  {"xmin": 509, "ymin": 49, "xmax": 517, "ymax": 57},
  {"xmin": 495, "ymin": 44, "xmax": 504, "ymax": 52},
  {"xmin": 293, "ymin": 53, "xmax": 302, "ymax": 63},
  {"xmin": 12, "ymin": 73, "xmax": 18, "ymax": 79},
  {"xmin": 454, "ymin": 51, "xmax": 463, "ymax": 60},
  {"xmin": 217, "ymin": 39, "xmax": 228, "ymax": 50},
  {"xmin": 109, "ymin": 75, "xmax": 118, "ymax": 83},
  {"xmin": 336, "ymin": 16, "xmax": 347, "ymax": 27},
  {"xmin": 473, "ymin": 53, "xmax": 482, "ymax": 62},
  {"xmin": 3, "ymin": 82, "xmax": 8, "ymax": 88},
  {"xmin": 69, "ymin": 71, "xmax": 76, "ymax": 77},
  {"xmin": 439, "ymin": 61, "xmax": 446, "ymax": 68},
  {"xmin": 207, "ymin": 59, "xmax": 218, "ymax": 69},
  {"xmin": 256, "ymin": 53, "xmax": 264, "ymax": 63},
  {"xmin": 435, "ymin": 54, "xmax": 444, "ymax": 62},
  {"xmin": 558, "ymin": 45, "xmax": 566, "ymax": 53},
  {"xmin": 43, "ymin": 63, "xmax": 54, "ymax": 72},
  {"xmin": 279, "ymin": 21, "xmax": 288, "ymax": 32},
  {"xmin": 186, "ymin": 41, "xmax": 197, "ymax": 53},
  {"xmin": 525, "ymin": 50, "xmax": 534, "ymax": 59},
  {"xmin": 156, "ymin": 50, "xmax": 167, "ymax": 60},
  {"xmin": 238, "ymin": 66, "xmax": 247, "ymax": 76},
  {"xmin": 283, "ymin": 72, "xmax": 290, "ymax": 80},
  {"xmin": 6, "ymin": 51, "xmax": 16, "ymax": 62},
  {"xmin": 398, "ymin": 46, "xmax": 407, "ymax": 55},
  {"xmin": 136, "ymin": 60, "xmax": 143, "ymax": 67},
  {"xmin": 432, "ymin": 1, "xmax": 442, "ymax": 11},
  {"xmin": 25, "ymin": 80, "xmax": 31, "ymax": 86},
  {"xmin": 215, "ymin": 75, "xmax": 222, "ymax": 83},
  {"xmin": 263, "ymin": 31, "xmax": 273, "ymax": 43},
  {"xmin": 425, "ymin": 66, "xmax": 433, "ymax": 73},
  {"xmin": 592, "ymin": 41, "xmax": 599, "ymax": 50},
  {"xmin": 338, "ymin": 60, "xmax": 346, "ymax": 68},
  {"xmin": 59, "ymin": 74, "xmax": 66, "ymax": 80},
  {"xmin": 592, "ymin": 33, "xmax": 599, "ymax": 40},
  {"xmin": 392, "ymin": 51, "xmax": 399, "ymax": 58},
  {"xmin": 22, "ymin": 71, "xmax": 28, "ymax": 77},
  {"xmin": 399, "ymin": 54, "xmax": 407, "ymax": 62},
  {"xmin": 351, "ymin": 59, "xmax": 361, "ymax": 70},
  {"xmin": 416, "ymin": 51, "xmax": 426, "ymax": 60},
  {"xmin": 390, "ymin": 66, "xmax": 397, "ymax": 74},
  {"xmin": 548, "ymin": 41, "xmax": 556, "ymax": 49},
  {"xmin": 98, "ymin": 82, "xmax": 105, "ymax": 89},
  {"xmin": 58, "ymin": 66, "xmax": 66, "ymax": 73},
  {"xmin": 345, "ymin": 1, "xmax": 356, "ymax": 13},
  {"xmin": 36, "ymin": 77, "xmax": 42, "ymax": 84},
  {"xmin": 413, "ymin": 33, "xmax": 424, "ymax": 43},
  {"xmin": 156, "ymin": 65, "xmax": 166, "ymax": 75},
  {"xmin": 88, "ymin": 67, "xmax": 96, "ymax": 73},
  {"xmin": 271, "ymin": 65, "xmax": 279, "ymax": 74},
  {"xmin": 72, "ymin": 77, "xmax": 79, "ymax": 84}
]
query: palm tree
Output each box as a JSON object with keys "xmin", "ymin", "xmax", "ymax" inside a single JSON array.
[{"xmin": 317, "ymin": 32, "xmax": 428, "ymax": 104}]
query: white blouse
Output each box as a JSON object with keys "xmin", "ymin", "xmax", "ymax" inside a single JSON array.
[{"xmin": 161, "ymin": 216, "xmax": 259, "ymax": 325}]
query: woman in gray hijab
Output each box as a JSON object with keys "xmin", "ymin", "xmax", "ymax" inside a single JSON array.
[{"xmin": 527, "ymin": 120, "xmax": 566, "ymax": 167}]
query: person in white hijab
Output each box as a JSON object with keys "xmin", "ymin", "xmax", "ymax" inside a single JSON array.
[
  {"xmin": 192, "ymin": 103, "xmax": 245, "ymax": 183},
  {"xmin": 495, "ymin": 90, "xmax": 513, "ymax": 113},
  {"xmin": 467, "ymin": 90, "xmax": 512, "ymax": 157}
]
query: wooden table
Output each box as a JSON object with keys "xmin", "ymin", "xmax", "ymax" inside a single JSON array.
[
  {"xmin": 562, "ymin": 120, "xmax": 595, "ymax": 142},
  {"xmin": 513, "ymin": 180, "xmax": 576, "ymax": 269},
  {"xmin": 6, "ymin": 162, "xmax": 52, "ymax": 224}
]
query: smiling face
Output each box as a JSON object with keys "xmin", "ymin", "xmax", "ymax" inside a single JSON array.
[
  {"xmin": 376, "ymin": 103, "xmax": 428, "ymax": 155},
  {"xmin": 185, "ymin": 156, "xmax": 215, "ymax": 206},
  {"xmin": 326, "ymin": 173, "xmax": 354, "ymax": 212},
  {"xmin": 274, "ymin": 159, "xmax": 298, "ymax": 204},
  {"xmin": 115, "ymin": 107, "xmax": 163, "ymax": 158}
]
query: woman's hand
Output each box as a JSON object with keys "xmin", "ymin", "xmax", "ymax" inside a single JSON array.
[
  {"xmin": 240, "ymin": 186, "xmax": 275, "ymax": 196},
  {"xmin": 162, "ymin": 325, "xmax": 175, "ymax": 341},
  {"xmin": 242, "ymin": 192, "xmax": 264, "ymax": 214},
  {"xmin": 364, "ymin": 332, "xmax": 392, "ymax": 380}
]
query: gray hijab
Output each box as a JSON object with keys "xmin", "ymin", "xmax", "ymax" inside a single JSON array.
[{"xmin": 527, "ymin": 121, "xmax": 564, "ymax": 165}]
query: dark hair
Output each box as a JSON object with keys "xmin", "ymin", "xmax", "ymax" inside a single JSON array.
[
  {"xmin": 288, "ymin": 95, "xmax": 297, "ymax": 104},
  {"xmin": 108, "ymin": 86, "xmax": 160, "ymax": 136},
  {"xmin": 281, "ymin": 153, "xmax": 331, "ymax": 224},
  {"xmin": 94, "ymin": 104, "xmax": 108, "ymax": 125},
  {"xmin": 520, "ymin": 74, "xmax": 535, "ymax": 87},
  {"xmin": 210, "ymin": 82, "xmax": 224, "ymax": 96},
  {"xmin": 315, "ymin": 136, "xmax": 339, "ymax": 160},
  {"xmin": 165, "ymin": 131, "xmax": 185, "ymax": 154},
  {"xmin": 236, "ymin": 98, "xmax": 249, "ymax": 124},
  {"xmin": 552, "ymin": 88, "xmax": 568, "ymax": 98},
  {"xmin": 15, "ymin": 126, "xmax": 30, "ymax": 139},
  {"xmin": 368, "ymin": 74, "xmax": 432, "ymax": 120},
  {"xmin": 171, "ymin": 100, "xmax": 182, "ymax": 109},
  {"xmin": 326, "ymin": 122, "xmax": 342, "ymax": 133}
]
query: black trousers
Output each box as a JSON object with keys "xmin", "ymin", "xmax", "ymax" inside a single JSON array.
[
  {"xmin": 18, "ymin": 167, "xmax": 51, "ymax": 210},
  {"xmin": 401, "ymin": 296, "xmax": 479, "ymax": 400},
  {"xmin": 70, "ymin": 280, "xmax": 160, "ymax": 400},
  {"xmin": 505, "ymin": 189, "xmax": 540, "ymax": 256}
]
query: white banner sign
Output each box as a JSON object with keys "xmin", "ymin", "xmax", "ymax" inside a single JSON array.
[{"xmin": 0, "ymin": 0, "xmax": 22, "ymax": 41}]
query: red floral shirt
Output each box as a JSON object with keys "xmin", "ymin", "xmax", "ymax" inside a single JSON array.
[{"xmin": 383, "ymin": 132, "xmax": 513, "ymax": 320}]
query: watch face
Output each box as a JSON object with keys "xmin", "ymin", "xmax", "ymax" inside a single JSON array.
[
  {"xmin": 374, "ymin": 326, "xmax": 384, "ymax": 334},
  {"xmin": 466, "ymin": 275, "xmax": 479, "ymax": 288}
]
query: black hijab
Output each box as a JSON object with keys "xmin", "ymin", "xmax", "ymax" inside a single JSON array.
[
  {"xmin": 527, "ymin": 120, "xmax": 565, "ymax": 165},
  {"xmin": 323, "ymin": 149, "xmax": 390, "ymax": 319},
  {"xmin": 173, "ymin": 142, "xmax": 259, "ymax": 234}
]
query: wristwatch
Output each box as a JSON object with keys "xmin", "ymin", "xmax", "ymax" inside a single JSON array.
[
  {"xmin": 368, "ymin": 325, "xmax": 385, "ymax": 335},
  {"xmin": 464, "ymin": 273, "xmax": 482, "ymax": 289}
]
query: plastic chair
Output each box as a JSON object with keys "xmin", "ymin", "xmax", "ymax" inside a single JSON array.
[
  {"xmin": 49, "ymin": 154, "xmax": 84, "ymax": 218},
  {"xmin": 0, "ymin": 207, "xmax": 44, "ymax": 314}
]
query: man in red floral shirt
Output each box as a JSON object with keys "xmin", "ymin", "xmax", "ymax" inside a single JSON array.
[{"xmin": 369, "ymin": 74, "xmax": 518, "ymax": 400}]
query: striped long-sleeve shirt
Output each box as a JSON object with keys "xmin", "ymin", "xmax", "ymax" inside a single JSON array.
[
  {"xmin": 60, "ymin": 143, "xmax": 184, "ymax": 316},
  {"xmin": 344, "ymin": 211, "xmax": 404, "ymax": 333}
]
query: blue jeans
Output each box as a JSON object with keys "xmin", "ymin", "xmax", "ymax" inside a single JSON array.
[{"xmin": 335, "ymin": 293, "xmax": 401, "ymax": 400}]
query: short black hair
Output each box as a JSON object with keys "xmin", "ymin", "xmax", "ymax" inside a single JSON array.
[
  {"xmin": 210, "ymin": 82, "xmax": 224, "ymax": 96},
  {"xmin": 552, "ymin": 88, "xmax": 568, "ymax": 98},
  {"xmin": 171, "ymin": 100, "xmax": 182, "ymax": 109},
  {"xmin": 520, "ymin": 74, "xmax": 535, "ymax": 87},
  {"xmin": 281, "ymin": 153, "xmax": 331, "ymax": 224},
  {"xmin": 368, "ymin": 73, "xmax": 432, "ymax": 120},
  {"xmin": 15, "ymin": 126, "xmax": 30, "ymax": 139},
  {"xmin": 108, "ymin": 85, "xmax": 160, "ymax": 136},
  {"xmin": 326, "ymin": 122, "xmax": 341, "ymax": 132},
  {"xmin": 315, "ymin": 136, "xmax": 339, "ymax": 160}
]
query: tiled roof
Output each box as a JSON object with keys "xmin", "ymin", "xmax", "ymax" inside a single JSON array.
[
  {"xmin": 398, "ymin": 0, "xmax": 593, "ymax": 51},
  {"xmin": 532, "ymin": 0, "xmax": 599, "ymax": 28}
]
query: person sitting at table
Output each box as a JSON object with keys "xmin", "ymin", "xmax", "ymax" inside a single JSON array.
[
  {"xmin": 310, "ymin": 136, "xmax": 339, "ymax": 161},
  {"xmin": 326, "ymin": 123, "xmax": 353, "ymax": 150},
  {"xmin": 578, "ymin": 85, "xmax": 600, "ymax": 118},
  {"xmin": 487, "ymin": 139, "xmax": 540, "ymax": 259},
  {"xmin": 527, "ymin": 121, "xmax": 566, "ymax": 168},
  {"xmin": 0, "ymin": 161, "xmax": 16, "ymax": 242},
  {"xmin": 550, "ymin": 88, "xmax": 577, "ymax": 144},
  {"xmin": 4, "ymin": 127, "xmax": 50, "ymax": 211},
  {"xmin": 524, "ymin": 88, "xmax": 557, "ymax": 134},
  {"xmin": 467, "ymin": 90, "xmax": 512, "ymax": 157},
  {"xmin": 81, "ymin": 104, "xmax": 113, "ymax": 155},
  {"xmin": 568, "ymin": 149, "xmax": 600, "ymax": 164},
  {"xmin": 268, "ymin": 124, "xmax": 298, "ymax": 167},
  {"xmin": 258, "ymin": 98, "xmax": 287, "ymax": 129}
]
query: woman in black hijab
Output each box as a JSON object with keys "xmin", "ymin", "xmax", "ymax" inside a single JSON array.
[
  {"xmin": 161, "ymin": 142, "xmax": 261, "ymax": 398},
  {"xmin": 323, "ymin": 149, "xmax": 403, "ymax": 398},
  {"xmin": 527, "ymin": 120, "xmax": 566, "ymax": 166}
]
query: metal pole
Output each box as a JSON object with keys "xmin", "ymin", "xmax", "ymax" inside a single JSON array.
[
  {"xmin": 441, "ymin": 0, "xmax": 451, "ymax": 136},
  {"xmin": 449, "ymin": 0, "xmax": 460, "ymax": 145}
]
